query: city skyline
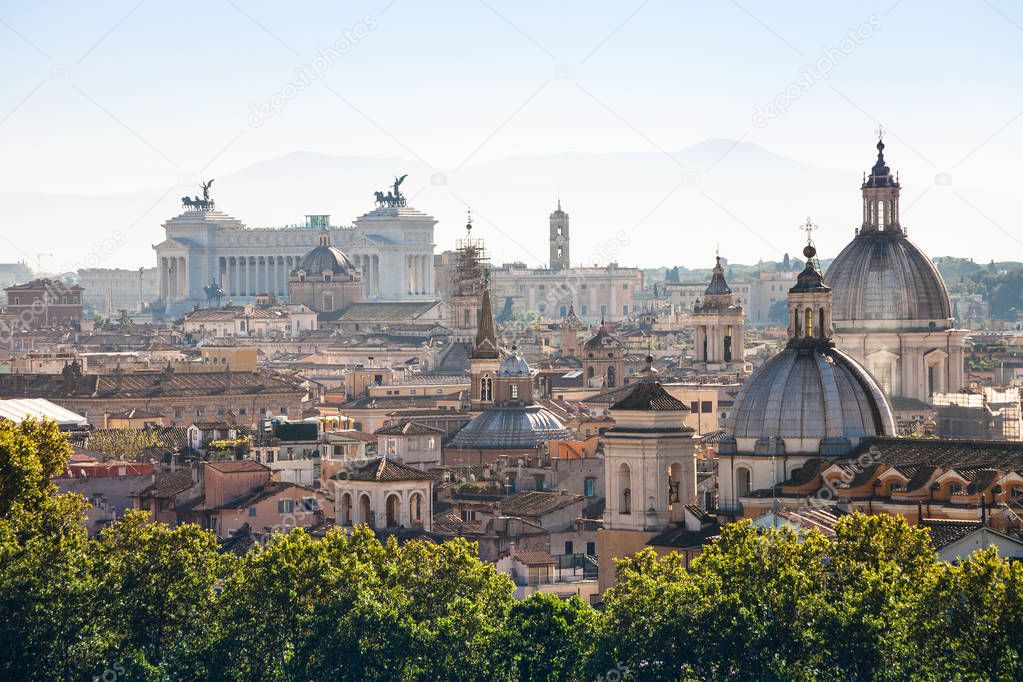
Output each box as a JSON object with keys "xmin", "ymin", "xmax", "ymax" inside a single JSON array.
[{"xmin": 2, "ymin": 1, "xmax": 1022, "ymax": 270}]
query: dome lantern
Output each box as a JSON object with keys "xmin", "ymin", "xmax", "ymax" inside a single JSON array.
[{"xmin": 861, "ymin": 131, "xmax": 902, "ymax": 233}]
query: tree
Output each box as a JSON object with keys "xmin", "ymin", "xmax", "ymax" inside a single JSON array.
[
  {"xmin": 0, "ymin": 421, "xmax": 103, "ymax": 680},
  {"xmin": 0, "ymin": 419, "xmax": 74, "ymax": 516},
  {"xmin": 212, "ymin": 527, "xmax": 514, "ymax": 682},
  {"xmin": 501, "ymin": 593, "xmax": 596, "ymax": 682},
  {"xmin": 92, "ymin": 512, "xmax": 232, "ymax": 680}
]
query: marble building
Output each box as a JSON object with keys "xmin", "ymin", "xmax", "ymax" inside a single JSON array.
[{"xmin": 154, "ymin": 196, "xmax": 437, "ymax": 315}]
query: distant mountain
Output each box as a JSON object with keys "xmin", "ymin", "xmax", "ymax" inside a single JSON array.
[{"xmin": 1, "ymin": 140, "xmax": 1018, "ymax": 273}]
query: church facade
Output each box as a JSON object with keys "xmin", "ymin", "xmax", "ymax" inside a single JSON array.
[{"xmin": 154, "ymin": 190, "xmax": 436, "ymax": 315}]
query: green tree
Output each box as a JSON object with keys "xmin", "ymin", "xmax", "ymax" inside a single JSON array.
[
  {"xmin": 0, "ymin": 421, "xmax": 104, "ymax": 681},
  {"xmin": 501, "ymin": 593, "xmax": 596, "ymax": 682},
  {"xmin": 93, "ymin": 512, "xmax": 232, "ymax": 680}
]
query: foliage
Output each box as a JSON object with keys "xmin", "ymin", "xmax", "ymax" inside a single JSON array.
[
  {"xmin": 4, "ymin": 421, "xmax": 1023, "ymax": 680},
  {"xmin": 86, "ymin": 427, "xmax": 163, "ymax": 460}
]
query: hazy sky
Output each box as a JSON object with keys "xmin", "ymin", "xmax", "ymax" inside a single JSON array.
[{"xmin": 2, "ymin": 0, "xmax": 1022, "ymax": 266}]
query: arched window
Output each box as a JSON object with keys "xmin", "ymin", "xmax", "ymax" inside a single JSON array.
[
  {"xmin": 818, "ymin": 308, "xmax": 825, "ymax": 337},
  {"xmin": 607, "ymin": 366, "xmax": 616, "ymax": 388},
  {"xmin": 804, "ymin": 308, "xmax": 813, "ymax": 338},
  {"xmin": 341, "ymin": 493, "xmax": 353, "ymax": 526},
  {"xmin": 480, "ymin": 375, "xmax": 493, "ymax": 401},
  {"xmin": 359, "ymin": 494, "xmax": 372, "ymax": 528},
  {"xmin": 409, "ymin": 493, "xmax": 423, "ymax": 527},
  {"xmin": 587, "ymin": 366, "xmax": 595, "ymax": 379},
  {"xmin": 510, "ymin": 384, "xmax": 518, "ymax": 400},
  {"xmin": 386, "ymin": 494, "xmax": 400, "ymax": 527},
  {"xmin": 618, "ymin": 463, "xmax": 632, "ymax": 515},
  {"xmin": 735, "ymin": 467, "xmax": 752, "ymax": 498}
]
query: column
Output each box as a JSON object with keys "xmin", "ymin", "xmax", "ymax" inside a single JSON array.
[
  {"xmin": 179, "ymin": 257, "xmax": 188, "ymax": 301},
  {"xmin": 158, "ymin": 257, "xmax": 167, "ymax": 301}
]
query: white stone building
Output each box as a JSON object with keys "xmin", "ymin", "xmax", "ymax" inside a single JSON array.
[
  {"xmin": 154, "ymin": 199, "xmax": 437, "ymax": 315},
  {"xmin": 333, "ymin": 458, "xmax": 433, "ymax": 530}
]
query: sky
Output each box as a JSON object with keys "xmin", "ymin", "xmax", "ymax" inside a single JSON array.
[{"xmin": 1, "ymin": 0, "xmax": 1022, "ymax": 268}]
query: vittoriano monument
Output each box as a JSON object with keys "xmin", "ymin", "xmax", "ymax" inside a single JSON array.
[
  {"xmin": 374, "ymin": 174, "xmax": 408, "ymax": 208},
  {"xmin": 182, "ymin": 179, "xmax": 216, "ymax": 211}
]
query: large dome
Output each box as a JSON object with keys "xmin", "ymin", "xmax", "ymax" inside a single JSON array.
[
  {"xmin": 825, "ymin": 231, "xmax": 951, "ymax": 326},
  {"xmin": 448, "ymin": 405, "xmax": 571, "ymax": 450},
  {"xmin": 727, "ymin": 341, "xmax": 895, "ymax": 454},
  {"xmin": 294, "ymin": 232, "xmax": 356, "ymax": 276}
]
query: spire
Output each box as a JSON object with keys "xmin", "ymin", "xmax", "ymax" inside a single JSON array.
[
  {"xmin": 705, "ymin": 253, "xmax": 732, "ymax": 296},
  {"xmin": 473, "ymin": 288, "xmax": 499, "ymax": 359}
]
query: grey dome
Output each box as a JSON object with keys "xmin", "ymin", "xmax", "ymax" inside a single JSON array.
[
  {"xmin": 448, "ymin": 405, "xmax": 571, "ymax": 449},
  {"xmin": 825, "ymin": 231, "xmax": 951, "ymax": 325},
  {"xmin": 294, "ymin": 244, "xmax": 355, "ymax": 276},
  {"xmin": 728, "ymin": 342, "xmax": 895, "ymax": 450},
  {"xmin": 498, "ymin": 353, "xmax": 531, "ymax": 377}
]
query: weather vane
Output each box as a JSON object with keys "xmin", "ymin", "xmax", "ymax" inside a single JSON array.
[
  {"xmin": 875, "ymin": 124, "xmax": 884, "ymax": 141},
  {"xmin": 466, "ymin": 208, "xmax": 473, "ymax": 233}
]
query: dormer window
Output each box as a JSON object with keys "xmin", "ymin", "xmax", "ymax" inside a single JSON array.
[{"xmin": 323, "ymin": 272, "xmax": 332, "ymax": 282}]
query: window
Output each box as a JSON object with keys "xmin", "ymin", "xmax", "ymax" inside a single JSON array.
[
  {"xmin": 564, "ymin": 541, "xmax": 574, "ymax": 555},
  {"xmin": 301, "ymin": 497, "xmax": 318, "ymax": 513},
  {"xmin": 623, "ymin": 305, "xmax": 628, "ymax": 315},
  {"xmin": 701, "ymin": 401, "xmax": 712, "ymax": 413},
  {"xmin": 586, "ymin": 541, "xmax": 596, "ymax": 556},
  {"xmin": 460, "ymin": 509, "xmax": 476, "ymax": 522},
  {"xmin": 278, "ymin": 499, "xmax": 294, "ymax": 514},
  {"xmin": 511, "ymin": 384, "xmax": 519, "ymax": 399},
  {"xmin": 584, "ymin": 478, "xmax": 595, "ymax": 497},
  {"xmin": 248, "ymin": 506, "xmax": 257, "ymax": 517}
]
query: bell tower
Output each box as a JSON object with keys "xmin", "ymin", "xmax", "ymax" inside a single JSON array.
[
  {"xmin": 788, "ymin": 222, "xmax": 833, "ymax": 344},
  {"xmin": 692, "ymin": 253, "xmax": 745, "ymax": 372},
  {"xmin": 549, "ymin": 199, "xmax": 570, "ymax": 272}
]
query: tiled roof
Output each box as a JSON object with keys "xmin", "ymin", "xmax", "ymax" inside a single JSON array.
[
  {"xmin": 611, "ymin": 382, "xmax": 689, "ymax": 411},
  {"xmin": 321, "ymin": 301, "xmax": 440, "ymax": 322},
  {"xmin": 499, "ymin": 490, "xmax": 583, "ymax": 517},
  {"xmin": 338, "ymin": 457, "xmax": 435, "ymax": 482},
  {"xmin": 513, "ymin": 550, "xmax": 557, "ymax": 565},
  {"xmin": 374, "ymin": 421, "xmax": 445, "ymax": 436},
  {"xmin": 432, "ymin": 510, "xmax": 483, "ymax": 536},
  {"xmin": 139, "ymin": 469, "xmax": 194, "ymax": 499},
  {"xmin": 920, "ymin": 520, "xmax": 983, "ymax": 549},
  {"xmin": 848, "ymin": 437, "xmax": 1023, "ymax": 470},
  {"xmin": 0, "ymin": 370, "xmax": 304, "ymax": 400},
  {"xmin": 581, "ymin": 384, "xmax": 637, "ymax": 405},
  {"xmin": 206, "ymin": 460, "xmax": 269, "ymax": 474}
]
